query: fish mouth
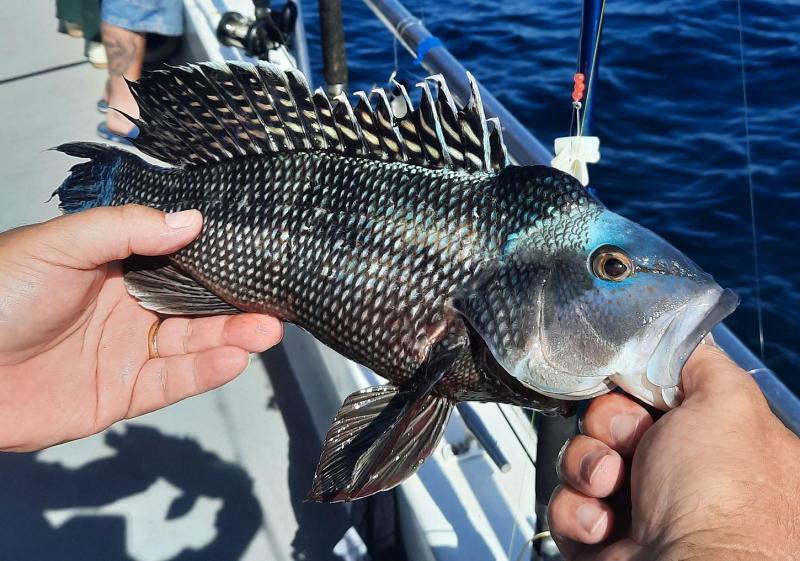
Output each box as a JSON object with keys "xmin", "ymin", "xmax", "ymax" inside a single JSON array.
[{"xmin": 644, "ymin": 287, "xmax": 740, "ymax": 399}]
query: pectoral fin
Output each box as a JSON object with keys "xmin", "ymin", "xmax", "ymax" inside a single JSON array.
[
  {"xmin": 123, "ymin": 256, "xmax": 240, "ymax": 315},
  {"xmin": 308, "ymin": 384, "xmax": 453, "ymax": 502}
]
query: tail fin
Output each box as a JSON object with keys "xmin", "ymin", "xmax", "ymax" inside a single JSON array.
[{"xmin": 53, "ymin": 142, "xmax": 127, "ymax": 213}]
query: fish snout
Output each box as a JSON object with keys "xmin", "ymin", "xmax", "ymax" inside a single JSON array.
[{"xmin": 614, "ymin": 285, "xmax": 739, "ymax": 409}]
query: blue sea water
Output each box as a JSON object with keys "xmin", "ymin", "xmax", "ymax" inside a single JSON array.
[{"xmin": 301, "ymin": 0, "xmax": 800, "ymax": 393}]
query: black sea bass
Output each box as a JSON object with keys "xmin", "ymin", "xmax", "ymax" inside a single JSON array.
[{"xmin": 55, "ymin": 62, "xmax": 738, "ymax": 502}]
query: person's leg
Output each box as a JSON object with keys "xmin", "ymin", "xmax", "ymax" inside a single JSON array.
[
  {"xmin": 56, "ymin": 0, "xmax": 84, "ymax": 37},
  {"xmin": 101, "ymin": 22, "xmax": 144, "ymax": 134}
]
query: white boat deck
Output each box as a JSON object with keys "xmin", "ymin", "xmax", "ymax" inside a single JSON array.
[{"xmin": 0, "ymin": 3, "xmax": 348, "ymax": 560}]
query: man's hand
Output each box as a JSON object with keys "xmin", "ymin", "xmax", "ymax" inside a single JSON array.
[
  {"xmin": 0, "ymin": 205, "xmax": 283, "ymax": 452},
  {"xmin": 548, "ymin": 341, "xmax": 800, "ymax": 560}
]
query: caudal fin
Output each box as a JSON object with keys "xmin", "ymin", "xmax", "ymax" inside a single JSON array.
[{"xmin": 53, "ymin": 142, "xmax": 127, "ymax": 213}]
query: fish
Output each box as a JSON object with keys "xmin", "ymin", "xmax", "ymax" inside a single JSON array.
[{"xmin": 53, "ymin": 61, "xmax": 739, "ymax": 502}]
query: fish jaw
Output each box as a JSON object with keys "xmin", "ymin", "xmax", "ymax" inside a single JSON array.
[{"xmin": 610, "ymin": 286, "xmax": 740, "ymax": 409}]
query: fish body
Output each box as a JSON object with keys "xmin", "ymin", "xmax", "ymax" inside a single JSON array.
[{"xmin": 55, "ymin": 61, "xmax": 738, "ymax": 502}]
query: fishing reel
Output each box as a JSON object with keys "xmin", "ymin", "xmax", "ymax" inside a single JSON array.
[{"xmin": 216, "ymin": 0, "xmax": 298, "ymax": 60}]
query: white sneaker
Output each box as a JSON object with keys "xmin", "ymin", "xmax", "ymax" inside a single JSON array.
[{"xmin": 85, "ymin": 41, "xmax": 108, "ymax": 69}]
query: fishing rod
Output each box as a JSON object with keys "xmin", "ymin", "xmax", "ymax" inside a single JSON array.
[
  {"xmin": 318, "ymin": 0, "xmax": 349, "ymax": 96},
  {"xmin": 576, "ymin": 0, "xmax": 605, "ymax": 136}
]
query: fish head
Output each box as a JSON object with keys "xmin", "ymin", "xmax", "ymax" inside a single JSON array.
[{"xmin": 456, "ymin": 204, "xmax": 739, "ymax": 410}]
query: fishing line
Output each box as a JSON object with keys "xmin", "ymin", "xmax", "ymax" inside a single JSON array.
[
  {"xmin": 392, "ymin": 33, "xmax": 400, "ymax": 81},
  {"xmin": 497, "ymin": 404, "xmax": 537, "ymax": 467},
  {"xmin": 504, "ymin": 408, "xmax": 538, "ymax": 560},
  {"xmin": 735, "ymin": 0, "xmax": 766, "ymax": 360}
]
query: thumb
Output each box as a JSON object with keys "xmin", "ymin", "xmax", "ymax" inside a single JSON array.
[
  {"xmin": 35, "ymin": 205, "xmax": 202, "ymax": 268},
  {"xmin": 680, "ymin": 338, "xmax": 760, "ymax": 403}
]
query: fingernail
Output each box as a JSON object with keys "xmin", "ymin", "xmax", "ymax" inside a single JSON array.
[
  {"xmin": 610, "ymin": 414, "xmax": 641, "ymax": 451},
  {"xmin": 256, "ymin": 321, "xmax": 274, "ymax": 334},
  {"xmin": 577, "ymin": 503, "xmax": 608, "ymax": 536},
  {"xmin": 165, "ymin": 210, "xmax": 199, "ymax": 229},
  {"xmin": 555, "ymin": 439, "xmax": 572, "ymax": 481},
  {"xmin": 580, "ymin": 452, "xmax": 612, "ymax": 486}
]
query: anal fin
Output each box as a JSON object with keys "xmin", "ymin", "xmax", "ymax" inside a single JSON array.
[
  {"xmin": 308, "ymin": 384, "xmax": 453, "ymax": 502},
  {"xmin": 123, "ymin": 256, "xmax": 240, "ymax": 316}
]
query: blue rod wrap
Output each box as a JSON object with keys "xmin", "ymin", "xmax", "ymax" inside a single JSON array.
[
  {"xmin": 578, "ymin": 0, "xmax": 604, "ymax": 136},
  {"xmin": 413, "ymin": 36, "xmax": 443, "ymax": 65}
]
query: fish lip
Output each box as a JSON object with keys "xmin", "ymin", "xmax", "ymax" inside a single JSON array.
[{"xmin": 645, "ymin": 287, "xmax": 740, "ymax": 391}]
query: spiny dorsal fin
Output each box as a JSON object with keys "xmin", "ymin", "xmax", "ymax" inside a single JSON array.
[
  {"xmin": 254, "ymin": 64, "xmax": 308, "ymax": 150},
  {"xmin": 125, "ymin": 61, "xmax": 508, "ymax": 173}
]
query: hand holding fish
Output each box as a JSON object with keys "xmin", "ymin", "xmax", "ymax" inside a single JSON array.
[
  {"xmin": 0, "ymin": 205, "xmax": 282, "ymax": 452},
  {"xmin": 548, "ymin": 342, "xmax": 800, "ymax": 560}
]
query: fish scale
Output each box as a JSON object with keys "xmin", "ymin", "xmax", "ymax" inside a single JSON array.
[{"xmin": 55, "ymin": 60, "xmax": 737, "ymax": 502}]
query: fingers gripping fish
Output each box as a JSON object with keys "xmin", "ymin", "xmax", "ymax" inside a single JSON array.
[{"xmin": 54, "ymin": 61, "xmax": 738, "ymax": 502}]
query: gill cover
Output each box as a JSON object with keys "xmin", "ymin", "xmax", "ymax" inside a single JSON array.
[{"xmin": 453, "ymin": 243, "xmax": 612, "ymax": 402}]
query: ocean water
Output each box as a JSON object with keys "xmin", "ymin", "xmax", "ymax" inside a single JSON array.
[{"xmin": 301, "ymin": 0, "xmax": 800, "ymax": 393}]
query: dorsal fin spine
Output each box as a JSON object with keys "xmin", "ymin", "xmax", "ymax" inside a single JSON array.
[
  {"xmin": 466, "ymin": 72, "xmax": 491, "ymax": 170},
  {"xmin": 255, "ymin": 65, "xmax": 306, "ymax": 150},
  {"xmin": 285, "ymin": 70, "xmax": 327, "ymax": 150},
  {"xmin": 313, "ymin": 88, "xmax": 344, "ymax": 151},
  {"xmin": 372, "ymin": 88, "xmax": 406, "ymax": 162},
  {"xmin": 334, "ymin": 93, "xmax": 369, "ymax": 154},
  {"xmin": 415, "ymin": 80, "xmax": 450, "ymax": 167},
  {"xmin": 487, "ymin": 117, "xmax": 509, "ymax": 170},
  {"xmin": 427, "ymin": 75, "xmax": 465, "ymax": 167},
  {"xmin": 352, "ymin": 91, "xmax": 385, "ymax": 158}
]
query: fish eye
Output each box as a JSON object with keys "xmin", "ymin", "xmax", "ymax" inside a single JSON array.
[{"xmin": 590, "ymin": 246, "xmax": 634, "ymax": 281}]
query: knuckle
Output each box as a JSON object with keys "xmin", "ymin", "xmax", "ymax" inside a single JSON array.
[
  {"xmin": 183, "ymin": 320, "xmax": 193, "ymax": 354},
  {"xmin": 119, "ymin": 203, "xmax": 155, "ymax": 225}
]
